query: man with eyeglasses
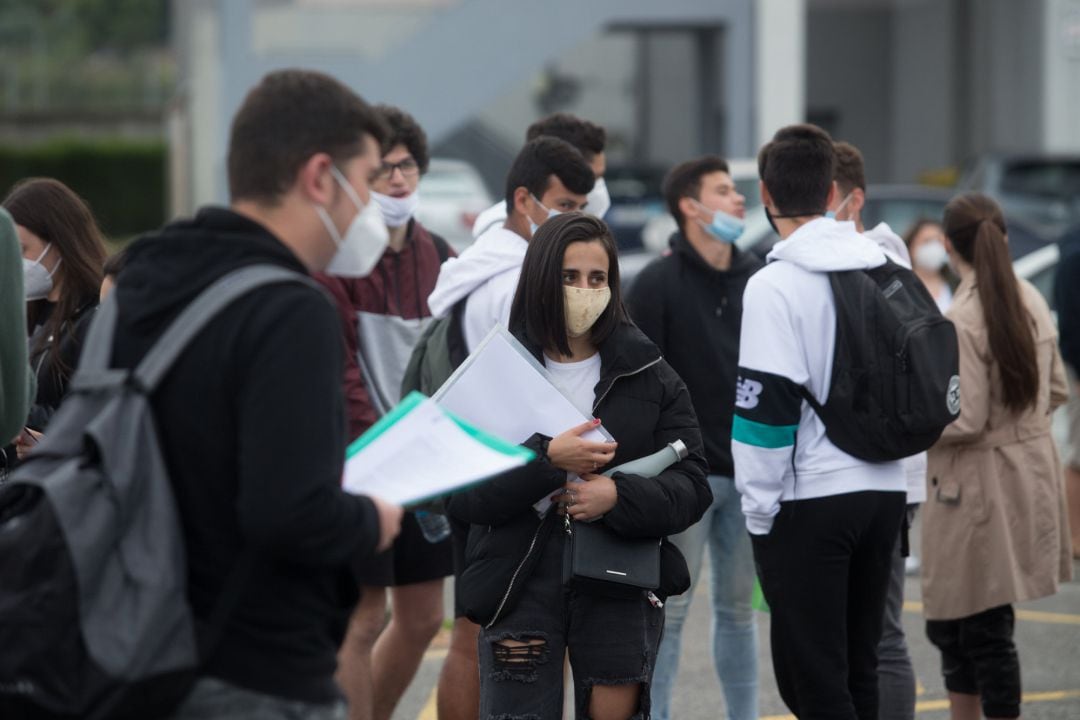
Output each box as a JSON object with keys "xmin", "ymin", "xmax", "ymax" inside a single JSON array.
[{"xmin": 315, "ymin": 105, "xmax": 455, "ymax": 720}]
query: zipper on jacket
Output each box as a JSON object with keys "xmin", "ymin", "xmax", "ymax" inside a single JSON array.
[
  {"xmin": 592, "ymin": 357, "xmax": 663, "ymax": 413},
  {"xmin": 485, "ymin": 517, "xmax": 546, "ymax": 629}
]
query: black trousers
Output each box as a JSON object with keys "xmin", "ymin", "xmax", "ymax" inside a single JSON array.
[
  {"xmin": 926, "ymin": 605, "xmax": 1021, "ymax": 719},
  {"xmin": 752, "ymin": 491, "xmax": 905, "ymax": 720}
]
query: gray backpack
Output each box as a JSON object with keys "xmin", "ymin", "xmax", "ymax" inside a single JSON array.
[{"xmin": 0, "ymin": 264, "xmax": 315, "ymax": 719}]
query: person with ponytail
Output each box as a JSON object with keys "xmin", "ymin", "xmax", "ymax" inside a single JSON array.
[{"xmin": 922, "ymin": 193, "xmax": 1072, "ymax": 720}]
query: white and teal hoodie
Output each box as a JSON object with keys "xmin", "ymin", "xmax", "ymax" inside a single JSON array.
[{"xmin": 732, "ymin": 217, "xmax": 906, "ymax": 535}]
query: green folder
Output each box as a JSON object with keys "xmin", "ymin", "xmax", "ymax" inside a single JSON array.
[{"xmin": 344, "ymin": 391, "xmax": 535, "ymax": 507}]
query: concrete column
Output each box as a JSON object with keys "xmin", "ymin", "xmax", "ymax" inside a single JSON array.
[
  {"xmin": 1043, "ymin": 0, "xmax": 1080, "ymax": 152},
  {"xmin": 754, "ymin": 0, "xmax": 805, "ymax": 148}
]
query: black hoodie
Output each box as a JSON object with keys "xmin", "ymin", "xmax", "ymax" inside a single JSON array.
[
  {"xmin": 627, "ymin": 232, "xmax": 763, "ymax": 478},
  {"xmin": 112, "ymin": 207, "xmax": 380, "ymax": 703}
]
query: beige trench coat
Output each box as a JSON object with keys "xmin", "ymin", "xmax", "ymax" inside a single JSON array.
[{"xmin": 922, "ymin": 274, "xmax": 1073, "ymax": 621}]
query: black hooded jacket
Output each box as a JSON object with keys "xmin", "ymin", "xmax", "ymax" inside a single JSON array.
[
  {"xmin": 111, "ymin": 207, "xmax": 380, "ymax": 703},
  {"xmin": 627, "ymin": 232, "xmax": 763, "ymax": 478},
  {"xmin": 447, "ymin": 320, "xmax": 711, "ymax": 627}
]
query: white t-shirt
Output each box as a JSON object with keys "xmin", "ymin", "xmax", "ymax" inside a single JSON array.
[{"xmin": 544, "ymin": 352, "xmax": 601, "ymax": 417}]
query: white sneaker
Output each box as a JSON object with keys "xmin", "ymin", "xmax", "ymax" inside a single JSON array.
[{"xmin": 904, "ymin": 554, "xmax": 921, "ymax": 576}]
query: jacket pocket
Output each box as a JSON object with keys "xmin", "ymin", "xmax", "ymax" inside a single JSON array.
[{"xmin": 933, "ymin": 451, "xmax": 989, "ymax": 525}]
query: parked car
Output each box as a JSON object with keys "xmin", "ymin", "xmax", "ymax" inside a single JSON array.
[
  {"xmin": 415, "ymin": 158, "xmax": 493, "ymax": 252},
  {"xmin": 957, "ymin": 153, "xmax": 1080, "ymax": 240}
]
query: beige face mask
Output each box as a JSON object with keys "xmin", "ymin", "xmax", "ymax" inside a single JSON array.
[{"xmin": 564, "ymin": 285, "xmax": 612, "ymax": 338}]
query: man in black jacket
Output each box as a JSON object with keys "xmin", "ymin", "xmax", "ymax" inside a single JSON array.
[
  {"xmin": 111, "ymin": 70, "xmax": 403, "ymax": 720},
  {"xmin": 627, "ymin": 155, "xmax": 762, "ymax": 720}
]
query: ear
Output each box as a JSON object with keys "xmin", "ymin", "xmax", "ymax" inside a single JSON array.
[
  {"xmin": 758, "ymin": 180, "xmax": 774, "ymax": 210},
  {"xmin": 678, "ymin": 196, "xmax": 701, "ymax": 223},
  {"xmin": 851, "ymin": 187, "xmax": 866, "ymax": 214},
  {"xmin": 512, "ymin": 186, "xmax": 532, "ymax": 218},
  {"xmin": 297, "ymin": 153, "xmax": 336, "ymax": 206}
]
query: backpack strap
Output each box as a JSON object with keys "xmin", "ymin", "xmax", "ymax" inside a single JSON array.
[
  {"xmin": 69, "ymin": 296, "xmax": 128, "ymax": 392},
  {"xmin": 132, "ymin": 265, "xmax": 319, "ymax": 393},
  {"xmin": 431, "ymin": 232, "xmax": 451, "ymax": 264}
]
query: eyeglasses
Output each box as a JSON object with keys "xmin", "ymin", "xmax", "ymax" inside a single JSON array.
[{"xmin": 374, "ymin": 158, "xmax": 420, "ymax": 181}]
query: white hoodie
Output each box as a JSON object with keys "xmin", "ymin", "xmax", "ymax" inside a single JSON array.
[
  {"xmin": 427, "ymin": 224, "xmax": 527, "ymax": 352},
  {"xmin": 732, "ymin": 218, "xmax": 906, "ymax": 535},
  {"xmin": 471, "ymin": 200, "xmax": 508, "ymax": 240}
]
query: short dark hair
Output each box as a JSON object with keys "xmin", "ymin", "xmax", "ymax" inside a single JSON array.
[
  {"xmin": 510, "ymin": 212, "xmax": 627, "ymax": 357},
  {"xmin": 374, "ymin": 104, "xmax": 430, "ymax": 174},
  {"xmin": 757, "ymin": 123, "xmax": 836, "ymax": 216},
  {"xmin": 833, "ymin": 141, "xmax": 866, "ymax": 195},
  {"xmin": 227, "ymin": 69, "xmax": 388, "ymax": 203},
  {"xmin": 526, "ymin": 113, "xmax": 606, "ymax": 161},
  {"xmin": 662, "ymin": 155, "xmax": 731, "ymax": 234},
  {"xmin": 503, "ymin": 136, "xmax": 595, "ymax": 214}
]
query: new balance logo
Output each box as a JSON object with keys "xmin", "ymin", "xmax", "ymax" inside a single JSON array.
[{"xmin": 735, "ymin": 377, "xmax": 763, "ymax": 410}]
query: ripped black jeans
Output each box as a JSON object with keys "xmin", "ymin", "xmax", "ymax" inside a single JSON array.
[{"xmin": 477, "ymin": 529, "xmax": 664, "ymax": 719}]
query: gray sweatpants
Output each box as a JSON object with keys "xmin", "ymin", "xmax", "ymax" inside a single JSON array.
[{"xmin": 877, "ymin": 504, "xmax": 918, "ymax": 720}]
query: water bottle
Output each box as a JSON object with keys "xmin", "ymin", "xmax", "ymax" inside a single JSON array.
[
  {"xmin": 601, "ymin": 439, "xmax": 689, "ymax": 478},
  {"xmin": 414, "ymin": 510, "xmax": 451, "ymax": 543}
]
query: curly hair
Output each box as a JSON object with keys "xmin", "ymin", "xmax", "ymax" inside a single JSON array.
[{"xmin": 374, "ymin": 104, "xmax": 430, "ymax": 174}]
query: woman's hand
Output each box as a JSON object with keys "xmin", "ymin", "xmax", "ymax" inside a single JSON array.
[
  {"xmin": 546, "ymin": 419, "xmax": 617, "ymax": 475},
  {"xmin": 15, "ymin": 428, "xmax": 42, "ymax": 460},
  {"xmin": 554, "ymin": 474, "xmax": 618, "ymax": 522}
]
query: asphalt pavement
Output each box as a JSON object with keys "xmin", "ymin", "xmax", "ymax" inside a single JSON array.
[{"xmin": 392, "ymin": 548, "xmax": 1080, "ymax": 719}]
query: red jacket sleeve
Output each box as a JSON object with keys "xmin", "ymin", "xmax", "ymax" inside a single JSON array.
[{"xmin": 314, "ymin": 273, "xmax": 378, "ymax": 442}]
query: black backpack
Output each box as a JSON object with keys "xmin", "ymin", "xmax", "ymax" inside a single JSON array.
[
  {"xmin": 0, "ymin": 265, "xmax": 314, "ymax": 720},
  {"xmin": 801, "ymin": 260, "xmax": 961, "ymax": 462}
]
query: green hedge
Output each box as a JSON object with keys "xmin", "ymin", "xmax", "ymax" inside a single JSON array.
[{"xmin": 0, "ymin": 137, "xmax": 166, "ymax": 240}]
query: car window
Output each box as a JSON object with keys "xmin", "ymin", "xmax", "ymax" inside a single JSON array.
[
  {"xmin": 1001, "ymin": 161, "xmax": 1080, "ymax": 199},
  {"xmin": 861, "ymin": 199, "xmax": 948, "ymax": 237},
  {"xmin": 420, "ymin": 168, "xmax": 487, "ymax": 199}
]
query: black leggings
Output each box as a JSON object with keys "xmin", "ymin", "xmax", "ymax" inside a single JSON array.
[{"xmin": 926, "ymin": 605, "xmax": 1021, "ymax": 718}]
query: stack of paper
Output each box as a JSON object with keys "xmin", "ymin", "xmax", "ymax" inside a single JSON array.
[
  {"xmin": 342, "ymin": 392, "xmax": 534, "ymax": 506},
  {"xmin": 434, "ymin": 326, "xmax": 613, "ymax": 514}
]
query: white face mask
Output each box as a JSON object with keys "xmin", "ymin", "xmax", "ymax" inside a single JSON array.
[
  {"xmin": 316, "ymin": 166, "xmax": 390, "ymax": 278},
  {"xmin": 371, "ymin": 190, "xmax": 420, "ymax": 228},
  {"xmin": 23, "ymin": 244, "xmax": 59, "ymax": 301},
  {"xmin": 585, "ymin": 177, "xmax": 611, "ymax": 219},
  {"xmin": 528, "ymin": 194, "xmax": 562, "ymax": 236},
  {"xmin": 564, "ymin": 285, "xmax": 611, "ymax": 338},
  {"xmin": 914, "ymin": 240, "xmax": 948, "ymax": 272}
]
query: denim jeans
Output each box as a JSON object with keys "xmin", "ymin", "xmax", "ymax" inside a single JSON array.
[
  {"xmin": 167, "ymin": 677, "xmax": 347, "ymax": 720},
  {"xmin": 477, "ymin": 528, "xmax": 664, "ymax": 719},
  {"xmin": 651, "ymin": 475, "xmax": 759, "ymax": 720}
]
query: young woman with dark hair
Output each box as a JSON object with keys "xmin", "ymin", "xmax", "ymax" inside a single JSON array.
[
  {"xmin": 2, "ymin": 178, "xmax": 106, "ymax": 462},
  {"xmin": 922, "ymin": 193, "xmax": 1072, "ymax": 720},
  {"xmin": 903, "ymin": 218, "xmax": 953, "ymax": 312},
  {"xmin": 448, "ymin": 212, "xmax": 711, "ymax": 720}
]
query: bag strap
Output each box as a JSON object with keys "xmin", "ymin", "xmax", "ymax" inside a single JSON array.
[{"xmin": 133, "ymin": 265, "xmax": 318, "ymax": 392}]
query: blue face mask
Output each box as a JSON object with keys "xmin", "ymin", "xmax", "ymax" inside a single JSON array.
[
  {"xmin": 693, "ymin": 200, "xmax": 744, "ymax": 243},
  {"xmin": 825, "ymin": 192, "xmax": 852, "ymax": 221},
  {"xmin": 528, "ymin": 194, "xmax": 561, "ymax": 235}
]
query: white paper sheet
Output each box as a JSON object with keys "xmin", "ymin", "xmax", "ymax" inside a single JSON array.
[
  {"xmin": 342, "ymin": 395, "xmax": 531, "ymax": 506},
  {"xmin": 433, "ymin": 326, "xmax": 613, "ymax": 514}
]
